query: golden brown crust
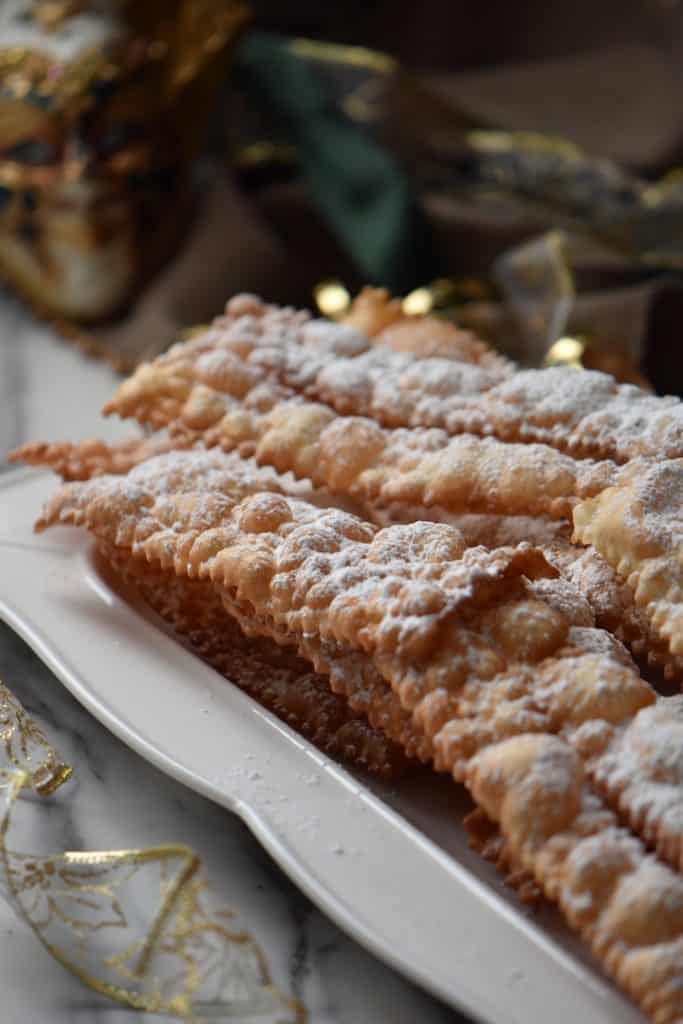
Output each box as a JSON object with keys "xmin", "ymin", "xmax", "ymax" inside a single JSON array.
[
  {"xmin": 36, "ymin": 453, "xmax": 655, "ymax": 782},
  {"xmin": 467, "ymin": 734, "xmax": 683, "ymax": 1023},
  {"xmin": 344, "ymin": 286, "xmax": 512, "ymax": 369},
  {"xmin": 101, "ymin": 543, "xmax": 411, "ymax": 779},
  {"xmin": 221, "ymin": 594, "xmax": 432, "ymax": 762},
  {"xmin": 589, "ymin": 698, "xmax": 683, "ymax": 871},
  {"xmin": 573, "ymin": 459, "xmax": 683, "ymax": 660},
  {"xmin": 342, "ymin": 286, "xmax": 408, "ymax": 337},
  {"xmin": 9, "ymin": 435, "xmax": 184, "ymax": 481},
  {"xmin": 463, "ymin": 807, "xmax": 543, "ymax": 908},
  {"xmin": 375, "ymin": 318, "xmax": 510, "ymax": 369},
  {"xmin": 371, "ymin": 504, "xmax": 683, "ymax": 680},
  {"xmin": 23, "ymin": 431, "xmax": 678, "ymax": 681},
  {"xmin": 549, "ymin": 537, "xmax": 683, "ymax": 680},
  {"xmin": 20, "ymin": 429, "xmax": 669, "ymax": 682},
  {"xmin": 33, "ymin": 449, "xmax": 285, "ymax": 535},
  {"xmin": 145, "ymin": 395, "xmax": 616, "ymax": 522}
]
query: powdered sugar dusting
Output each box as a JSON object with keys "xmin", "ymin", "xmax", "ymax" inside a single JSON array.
[
  {"xmin": 573, "ymin": 459, "xmax": 683, "ymax": 658},
  {"xmin": 109, "ymin": 294, "xmax": 683, "ymax": 473}
]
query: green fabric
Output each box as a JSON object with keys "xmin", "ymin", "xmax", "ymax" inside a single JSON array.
[{"xmin": 234, "ymin": 31, "xmax": 442, "ymax": 293}]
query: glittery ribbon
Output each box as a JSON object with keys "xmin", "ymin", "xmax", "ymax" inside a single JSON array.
[
  {"xmin": 0, "ymin": 679, "xmax": 303, "ymax": 1021},
  {"xmin": 492, "ymin": 231, "xmax": 575, "ymax": 366}
]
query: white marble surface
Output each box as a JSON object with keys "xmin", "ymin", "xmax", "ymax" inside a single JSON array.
[{"xmin": 0, "ymin": 292, "xmax": 469, "ymax": 1024}]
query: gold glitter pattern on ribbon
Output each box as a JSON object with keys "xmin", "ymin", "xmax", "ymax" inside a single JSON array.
[
  {"xmin": 0, "ymin": 678, "xmax": 303, "ymax": 1020},
  {"xmin": 493, "ymin": 231, "xmax": 575, "ymax": 366}
]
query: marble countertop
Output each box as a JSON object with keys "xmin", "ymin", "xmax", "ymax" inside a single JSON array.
[{"xmin": 0, "ymin": 292, "xmax": 469, "ymax": 1024}]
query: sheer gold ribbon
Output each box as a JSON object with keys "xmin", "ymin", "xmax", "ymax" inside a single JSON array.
[{"xmin": 0, "ymin": 679, "xmax": 303, "ymax": 1020}]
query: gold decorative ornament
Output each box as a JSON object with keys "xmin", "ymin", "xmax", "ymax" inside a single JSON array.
[
  {"xmin": 544, "ymin": 335, "xmax": 586, "ymax": 369},
  {"xmin": 402, "ymin": 277, "xmax": 492, "ymax": 317},
  {"xmin": 288, "ymin": 38, "xmax": 397, "ymax": 75},
  {"xmin": 493, "ymin": 231, "xmax": 575, "ymax": 365},
  {"xmin": 313, "ymin": 279, "xmax": 351, "ymax": 319},
  {"xmin": 401, "ymin": 285, "xmax": 434, "ymax": 316}
]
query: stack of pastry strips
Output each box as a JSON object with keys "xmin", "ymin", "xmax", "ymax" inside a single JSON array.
[{"xmin": 15, "ymin": 287, "xmax": 683, "ymax": 1023}]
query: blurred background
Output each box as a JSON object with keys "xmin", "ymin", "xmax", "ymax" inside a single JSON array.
[{"xmin": 3, "ymin": 0, "xmax": 683, "ymax": 388}]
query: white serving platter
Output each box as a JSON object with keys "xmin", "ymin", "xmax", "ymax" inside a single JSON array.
[{"xmin": 0, "ymin": 468, "xmax": 644, "ymax": 1024}]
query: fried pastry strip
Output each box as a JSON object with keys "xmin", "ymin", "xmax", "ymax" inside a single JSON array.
[
  {"xmin": 86, "ymin": 477, "xmax": 683, "ymax": 874},
  {"xmin": 21, "ymin": 432, "xmax": 671, "ymax": 678},
  {"xmin": 573, "ymin": 459, "xmax": 683, "ymax": 661},
  {"xmin": 370, "ymin": 503, "xmax": 683, "ymax": 680},
  {"xmin": 32, "ymin": 456, "xmax": 644, "ymax": 750},
  {"xmin": 36, "ymin": 458, "xmax": 663, "ymax": 801},
  {"xmin": 103, "ymin": 294, "xmax": 683, "ymax": 463},
  {"xmin": 459, "ymin": 655, "xmax": 683, "ymax": 886},
  {"xmin": 468, "ymin": 733, "xmax": 683, "ymax": 1023},
  {"xmin": 343, "ymin": 286, "xmax": 512, "ymax": 370},
  {"xmin": 30, "ymin": 449, "xmax": 433, "ymax": 762},
  {"xmin": 9, "ymin": 434, "xmax": 187, "ymax": 481},
  {"xmin": 103, "ymin": 299, "xmax": 509, "ymax": 435},
  {"xmin": 463, "ymin": 807, "xmax": 542, "ymax": 908},
  {"xmin": 316, "ymin": 354, "xmax": 683, "ymax": 464},
  {"xmin": 24, "ymin": 430, "xmax": 676, "ymax": 677},
  {"xmin": 221, "ymin": 595, "xmax": 432, "ymax": 762},
  {"xmin": 549, "ymin": 537, "xmax": 683, "ymax": 680},
  {"xmin": 249, "ymin": 404, "xmax": 616, "ymax": 519},
  {"xmin": 101, "ymin": 543, "xmax": 410, "ymax": 778},
  {"xmin": 341, "ymin": 286, "xmax": 408, "ymax": 337},
  {"xmin": 36, "ymin": 458, "xmax": 683, "ymax": 1019},
  {"xmin": 17, "ymin": 440, "xmax": 497, "ymax": 762},
  {"xmin": 20, "ymin": 434, "xmax": 664, "ymax": 678},
  {"xmin": 33, "ymin": 449, "xmax": 286, "ymax": 534},
  {"xmin": 138, "ymin": 393, "xmax": 615, "ymax": 521},
  {"xmin": 432, "ymin": 367, "xmax": 683, "ymax": 464},
  {"xmin": 9, "ymin": 434, "xmax": 370, "ymax": 528}
]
